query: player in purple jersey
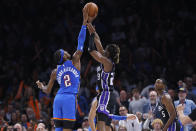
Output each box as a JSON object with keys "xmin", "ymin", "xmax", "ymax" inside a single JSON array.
[
  {"xmin": 87, "ymin": 23, "xmax": 120, "ymax": 131},
  {"xmin": 154, "ymin": 79, "xmax": 182, "ymax": 131}
]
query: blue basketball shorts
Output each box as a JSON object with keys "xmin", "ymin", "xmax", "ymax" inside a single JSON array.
[{"xmin": 53, "ymin": 93, "xmax": 77, "ymax": 128}]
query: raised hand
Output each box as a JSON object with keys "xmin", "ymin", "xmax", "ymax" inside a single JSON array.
[
  {"xmin": 36, "ymin": 80, "xmax": 44, "ymax": 89},
  {"xmin": 83, "ymin": 5, "xmax": 88, "ymax": 25}
]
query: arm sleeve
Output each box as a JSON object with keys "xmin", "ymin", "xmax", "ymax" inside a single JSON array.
[
  {"xmin": 88, "ymin": 33, "xmax": 96, "ymax": 52},
  {"xmin": 108, "ymin": 114, "xmax": 127, "ymax": 120},
  {"xmin": 188, "ymin": 108, "xmax": 196, "ymax": 121},
  {"xmin": 77, "ymin": 25, "xmax": 86, "ymax": 52}
]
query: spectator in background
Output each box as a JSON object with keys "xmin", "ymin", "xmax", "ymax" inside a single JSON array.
[
  {"xmin": 81, "ymin": 116, "xmax": 90, "ymax": 131},
  {"xmin": 177, "ymin": 104, "xmax": 196, "ymax": 126},
  {"xmin": 7, "ymin": 125, "xmax": 14, "ymax": 131},
  {"xmin": 26, "ymin": 107, "xmax": 36, "ymax": 121},
  {"xmin": 5, "ymin": 104, "xmax": 13, "ymax": 123},
  {"xmin": 168, "ymin": 88, "xmax": 177, "ymax": 101},
  {"xmin": 151, "ymin": 119, "xmax": 163, "ymax": 131},
  {"xmin": 115, "ymin": 90, "xmax": 129, "ymax": 115},
  {"xmin": 136, "ymin": 112, "xmax": 143, "ymax": 130},
  {"xmin": 9, "ymin": 112, "xmax": 17, "ymax": 125},
  {"xmin": 119, "ymin": 106, "xmax": 141, "ymax": 131},
  {"xmin": 119, "ymin": 90, "xmax": 129, "ymax": 110},
  {"xmin": 36, "ymin": 122, "xmax": 47, "ymax": 131},
  {"xmin": 143, "ymin": 110, "xmax": 154, "ymax": 130},
  {"xmin": 15, "ymin": 110, "xmax": 21, "ymax": 122},
  {"xmin": 21, "ymin": 113, "xmax": 29, "ymax": 129},
  {"xmin": 141, "ymin": 85, "xmax": 154, "ymax": 99},
  {"xmin": 143, "ymin": 90, "xmax": 158, "ymax": 114},
  {"xmin": 129, "ymin": 88, "xmax": 147, "ymax": 114},
  {"xmin": 174, "ymin": 87, "xmax": 196, "ymax": 130},
  {"xmin": 49, "ymin": 119, "xmax": 55, "ymax": 131},
  {"xmin": 14, "ymin": 123, "xmax": 26, "ymax": 131},
  {"xmin": 184, "ymin": 77, "xmax": 196, "ymax": 102}
]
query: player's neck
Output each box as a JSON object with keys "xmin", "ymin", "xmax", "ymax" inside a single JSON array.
[{"xmin": 157, "ymin": 90, "xmax": 164, "ymax": 96}]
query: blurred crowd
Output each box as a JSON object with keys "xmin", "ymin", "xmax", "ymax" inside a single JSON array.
[{"xmin": 0, "ymin": 0, "xmax": 196, "ymax": 130}]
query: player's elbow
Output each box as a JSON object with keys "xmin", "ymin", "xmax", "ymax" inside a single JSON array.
[{"xmin": 170, "ymin": 113, "xmax": 176, "ymax": 121}]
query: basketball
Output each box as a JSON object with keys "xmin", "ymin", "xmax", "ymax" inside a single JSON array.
[{"xmin": 85, "ymin": 2, "xmax": 98, "ymax": 17}]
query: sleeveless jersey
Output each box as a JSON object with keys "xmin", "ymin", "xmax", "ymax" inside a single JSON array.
[
  {"xmin": 154, "ymin": 92, "xmax": 177, "ymax": 125},
  {"xmin": 56, "ymin": 60, "xmax": 80, "ymax": 94},
  {"xmin": 96, "ymin": 63, "xmax": 115, "ymax": 92}
]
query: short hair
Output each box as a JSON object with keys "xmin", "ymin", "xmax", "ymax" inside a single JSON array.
[
  {"xmin": 53, "ymin": 49, "xmax": 63, "ymax": 65},
  {"xmin": 119, "ymin": 105, "xmax": 127, "ymax": 110},
  {"xmin": 151, "ymin": 119, "xmax": 163, "ymax": 128},
  {"xmin": 159, "ymin": 78, "xmax": 167, "ymax": 86},
  {"xmin": 132, "ymin": 88, "xmax": 140, "ymax": 94}
]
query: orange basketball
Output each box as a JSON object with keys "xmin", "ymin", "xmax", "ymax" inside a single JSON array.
[{"xmin": 85, "ymin": 2, "xmax": 98, "ymax": 17}]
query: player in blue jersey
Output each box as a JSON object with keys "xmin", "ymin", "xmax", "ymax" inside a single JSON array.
[
  {"xmin": 36, "ymin": 7, "xmax": 89, "ymax": 131},
  {"xmin": 87, "ymin": 23, "xmax": 120, "ymax": 131}
]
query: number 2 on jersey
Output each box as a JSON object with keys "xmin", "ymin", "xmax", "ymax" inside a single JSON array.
[{"xmin": 64, "ymin": 75, "xmax": 71, "ymax": 87}]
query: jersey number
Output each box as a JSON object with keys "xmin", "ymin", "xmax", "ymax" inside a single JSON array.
[
  {"xmin": 64, "ymin": 75, "xmax": 71, "ymax": 87},
  {"xmin": 110, "ymin": 73, "xmax": 114, "ymax": 86},
  {"xmin": 162, "ymin": 111, "xmax": 166, "ymax": 117}
]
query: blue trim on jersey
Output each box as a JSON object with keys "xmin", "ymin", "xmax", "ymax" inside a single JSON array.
[{"xmin": 59, "ymin": 49, "xmax": 64, "ymax": 64}]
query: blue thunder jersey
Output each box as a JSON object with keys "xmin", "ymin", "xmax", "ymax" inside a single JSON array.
[{"xmin": 56, "ymin": 60, "xmax": 80, "ymax": 94}]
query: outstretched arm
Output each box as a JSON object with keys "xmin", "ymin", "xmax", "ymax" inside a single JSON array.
[
  {"xmin": 87, "ymin": 23, "xmax": 104, "ymax": 55},
  {"xmin": 109, "ymin": 114, "xmax": 136, "ymax": 120},
  {"xmin": 88, "ymin": 33, "xmax": 112, "ymax": 72},
  {"xmin": 177, "ymin": 104, "xmax": 193, "ymax": 125},
  {"xmin": 36, "ymin": 69, "xmax": 57, "ymax": 95},
  {"xmin": 72, "ymin": 6, "xmax": 88, "ymax": 70},
  {"xmin": 162, "ymin": 95, "xmax": 176, "ymax": 131}
]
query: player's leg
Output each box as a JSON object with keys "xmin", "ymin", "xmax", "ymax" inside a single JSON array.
[
  {"xmin": 62, "ymin": 94, "xmax": 76, "ymax": 130},
  {"xmin": 105, "ymin": 114, "xmax": 112, "ymax": 131},
  {"xmin": 105, "ymin": 92, "xmax": 114, "ymax": 131},
  {"xmin": 97, "ymin": 121, "xmax": 106, "ymax": 131},
  {"xmin": 53, "ymin": 94, "xmax": 63, "ymax": 130}
]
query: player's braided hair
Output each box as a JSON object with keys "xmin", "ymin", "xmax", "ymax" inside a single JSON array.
[
  {"xmin": 105, "ymin": 44, "xmax": 120, "ymax": 64},
  {"xmin": 53, "ymin": 49, "xmax": 62, "ymax": 65}
]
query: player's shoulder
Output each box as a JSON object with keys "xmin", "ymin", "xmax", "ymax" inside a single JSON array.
[
  {"xmin": 162, "ymin": 93, "xmax": 172, "ymax": 101},
  {"xmin": 52, "ymin": 68, "xmax": 57, "ymax": 74},
  {"xmin": 186, "ymin": 99, "xmax": 195, "ymax": 104}
]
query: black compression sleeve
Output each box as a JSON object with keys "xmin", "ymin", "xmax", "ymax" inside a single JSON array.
[
  {"xmin": 88, "ymin": 33, "xmax": 96, "ymax": 52},
  {"xmin": 188, "ymin": 108, "xmax": 196, "ymax": 121}
]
